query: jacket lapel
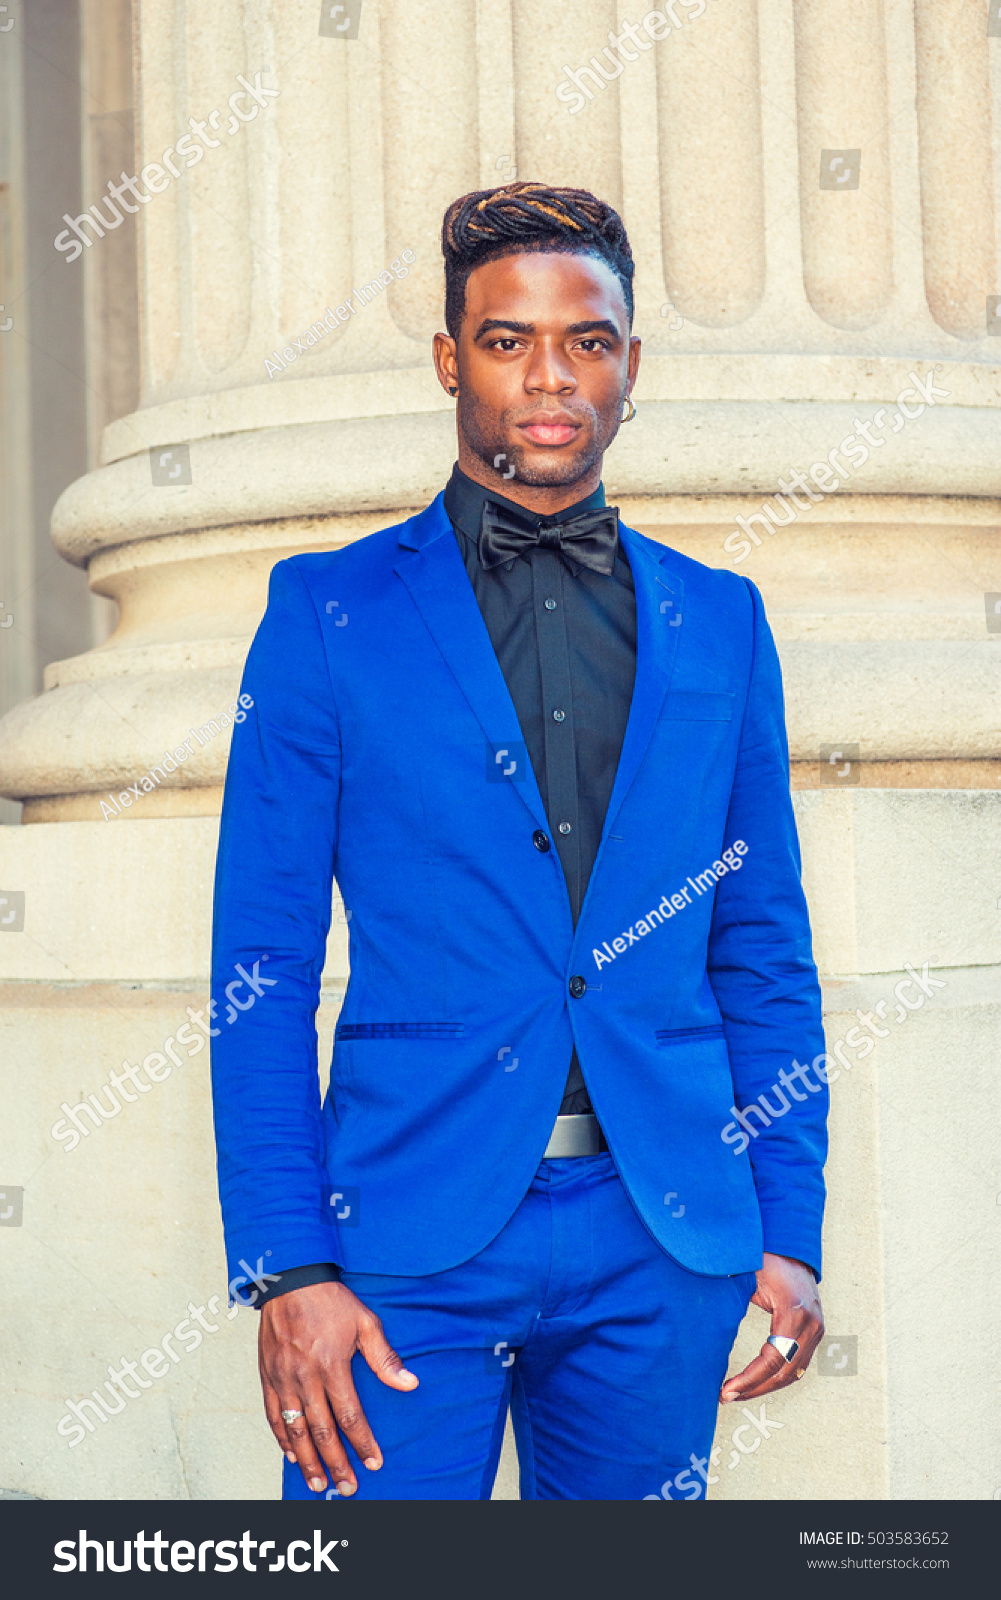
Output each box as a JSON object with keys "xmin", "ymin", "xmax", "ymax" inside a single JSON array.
[
  {"xmin": 599, "ymin": 523, "xmax": 685, "ymax": 838},
  {"xmin": 394, "ymin": 495, "xmax": 552, "ymax": 838}
]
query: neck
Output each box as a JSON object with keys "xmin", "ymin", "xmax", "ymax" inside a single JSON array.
[{"xmin": 455, "ymin": 442, "xmax": 602, "ymax": 515}]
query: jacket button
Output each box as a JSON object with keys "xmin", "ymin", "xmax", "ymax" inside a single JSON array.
[
  {"xmin": 533, "ymin": 830, "xmax": 551, "ymax": 852},
  {"xmin": 569, "ymin": 974, "xmax": 586, "ymax": 998}
]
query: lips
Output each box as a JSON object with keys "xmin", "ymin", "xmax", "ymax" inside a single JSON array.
[{"xmin": 517, "ymin": 415, "xmax": 581, "ymax": 447}]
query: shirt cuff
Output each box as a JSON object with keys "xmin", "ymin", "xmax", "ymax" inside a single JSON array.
[{"xmin": 253, "ymin": 1262, "xmax": 342, "ymax": 1308}]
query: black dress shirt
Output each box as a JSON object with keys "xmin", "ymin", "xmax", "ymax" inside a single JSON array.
[
  {"xmin": 444, "ymin": 464, "xmax": 637, "ymax": 1114},
  {"xmin": 255, "ymin": 465, "xmax": 637, "ymax": 1306}
]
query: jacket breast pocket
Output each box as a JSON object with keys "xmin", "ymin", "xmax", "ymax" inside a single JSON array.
[{"xmin": 659, "ymin": 691, "xmax": 734, "ymax": 722}]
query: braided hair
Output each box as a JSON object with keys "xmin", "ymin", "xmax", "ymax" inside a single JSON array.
[{"xmin": 441, "ymin": 181, "xmax": 635, "ymax": 338}]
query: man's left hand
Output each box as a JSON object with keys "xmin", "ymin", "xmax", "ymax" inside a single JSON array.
[{"xmin": 719, "ymin": 1252, "xmax": 823, "ymax": 1403}]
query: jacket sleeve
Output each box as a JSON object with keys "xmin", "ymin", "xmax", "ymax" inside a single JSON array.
[
  {"xmin": 210, "ymin": 557, "xmax": 343, "ymax": 1299},
  {"xmin": 706, "ymin": 577, "xmax": 829, "ymax": 1279}
]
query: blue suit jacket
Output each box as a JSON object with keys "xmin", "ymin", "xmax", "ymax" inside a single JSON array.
[{"xmin": 211, "ymin": 494, "xmax": 827, "ymax": 1288}]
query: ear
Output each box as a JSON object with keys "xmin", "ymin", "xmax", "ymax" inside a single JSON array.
[
  {"xmin": 432, "ymin": 330, "xmax": 460, "ymax": 399},
  {"xmin": 626, "ymin": 333, "xmax": 642, "ymax": 394}
]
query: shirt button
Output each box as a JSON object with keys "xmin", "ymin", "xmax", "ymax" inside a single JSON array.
[
  {"xmin": 544, "ymin": 598, "xmax": 557, "ymax": 611},
  {"xmin": 558, "ymin": 822, "xmax": 571, "ymax": 835},
  {"xmin": 552, "ymin": 709, "xmax": 566, "ymax": 723},
  {"xmin": 569, "ymin": 975, "xmax": 587, "ymax": 999},
  {"xmin": 533, "ymin": 830, "xmax": 551, "ymax": 853}
]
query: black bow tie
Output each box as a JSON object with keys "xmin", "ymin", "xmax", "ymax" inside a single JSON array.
[{"xmin": 478, "ymin": 501, "xmax": 620, "ymax": 576}]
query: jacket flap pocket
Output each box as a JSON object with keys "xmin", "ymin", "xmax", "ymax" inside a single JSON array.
[
  {"xmin": 655, "ymin": 1024, "xmax": 725, "ymax": 1044},
  {"xmin": 335, "ymin": 1022, "xmax": 465, "ymax": 1041}
]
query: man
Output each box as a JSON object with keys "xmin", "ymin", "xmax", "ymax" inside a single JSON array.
[{"xmin": 211, "ymin": 181, "xmax": 827, "ymax": 1502}]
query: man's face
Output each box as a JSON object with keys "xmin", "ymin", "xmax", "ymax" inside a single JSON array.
[{"xmin": 434, "ymin": 250, "xmax": 640, "ymax": 492}]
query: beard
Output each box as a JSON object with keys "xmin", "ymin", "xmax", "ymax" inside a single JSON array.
[{"xmin": 458, "ymin": 390, "xmax": 620, "ymax": 489}]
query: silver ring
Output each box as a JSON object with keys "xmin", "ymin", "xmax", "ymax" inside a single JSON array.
[
  {"xmin": 767, "ymin": 1335, "xmax": 800, "ymax": 1364},
  {"xmin": 281, "ymin": 1408, "xmax": 304, "ymax": 1424}
]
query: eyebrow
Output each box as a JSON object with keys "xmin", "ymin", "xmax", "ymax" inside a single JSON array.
[
  {"xmin": 472, "ymin": 317, "xmax": 623, "ymax": 341},
  {"xmin": 473, "ymin": 318, "xmax": 534, "ymax": 340},
  {"xmin": 565, "ymin": 319, "xmax": 621, "ymax": 339}
]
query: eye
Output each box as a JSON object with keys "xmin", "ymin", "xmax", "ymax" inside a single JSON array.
[
  {"xmin": 574, "ymin": 338, "xmax": 610, "ymax": 353},
  {"xmin": 489, "ymin": 337, "xmax": 524, "ymax": 352}
]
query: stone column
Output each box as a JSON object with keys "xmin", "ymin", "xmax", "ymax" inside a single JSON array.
[{"xmin": 0, "ymin": 0, "xmax": 998, "ymax": 1499}]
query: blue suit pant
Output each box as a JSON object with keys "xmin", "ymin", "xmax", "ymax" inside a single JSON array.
[{"xmin": 282, "ymin": 1153, "xmax": 755, "ymax": 1501}]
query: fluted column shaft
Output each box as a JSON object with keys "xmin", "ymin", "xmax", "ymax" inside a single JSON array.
[{"xmin": 0, "ymin": 0, "xmax": 997, "ymax": 814}]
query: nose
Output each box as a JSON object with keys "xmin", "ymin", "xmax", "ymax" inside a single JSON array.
[{"xmin": 523, "ymin": 337, "xmax": 576, "ymax": 396}]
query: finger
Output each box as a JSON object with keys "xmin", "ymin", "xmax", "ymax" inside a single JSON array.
[
  {"xmin": 324, "ymin": 1363, "xmax": 384, "ymax": 1472},
  {"xmin": 774, "ymin": 1313, "xmax": 825, "ymax": 1364},
  {"xmin": 260, "ymin": 1369, "xmax": 297, "ymax": 1464},
  {"xmin": 782, "ymin": 1320, "xmax": 826, "ymax": 1384},
  {"xmin": 795, "ymin": 1332, "xmax": 824, "ymax": 1376},
  {"xmin": 300, "ymin": 1382, "xmax": 362, "ymax": 1494},
  {"xmin": 722, "ymin": 1321, "xmax": 824, "ymax": 1402},
  {"xmin": 278, "ymin": 1386, "xmax": 353, "ymax": 1497},
  {"xmin": 356, "ymin": 1311, "xmax": 419, "ymax": 1392},
  {"xmin": 731, "ymin": 1345, "xmax": 819, "ymax": 1399},
  {"xmin": 258, "ymin": 1334, "xmax": 297, "ymax": 1463},
  {"xmin": 724, "ymin": 1355, "xmax": 803, "ymax": 1400},
  {"xmin": 720, "ymin": 1341, "xmax": 789, "ymax": 1402}
]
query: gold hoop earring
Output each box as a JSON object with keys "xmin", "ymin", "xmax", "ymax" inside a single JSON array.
[{"xmin": 622, "ymin": 395, "xmax": 636, "ymax": 423}]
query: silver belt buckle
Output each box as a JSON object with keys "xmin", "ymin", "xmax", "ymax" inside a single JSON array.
[{"xmin": 543, "ymin": 1113, "xmax": 607, "ymax": 1159}]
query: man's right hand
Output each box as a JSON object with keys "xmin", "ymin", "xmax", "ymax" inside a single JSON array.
[{"xmin": 259, "ymin": 1280, "xmax": 419, "ymax": 1496}]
